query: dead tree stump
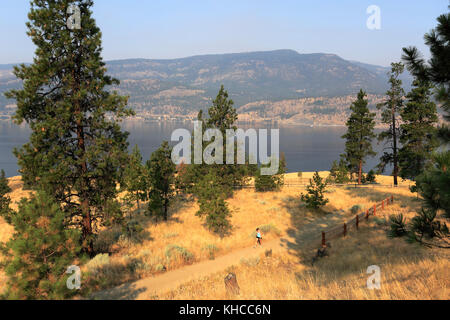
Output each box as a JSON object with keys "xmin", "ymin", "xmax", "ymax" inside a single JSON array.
[
  {"xmin": 312, "ymin": 243, "xmax": 330, "ymax": 265},
  {"xmin": 224, "ymin": 273, "xmax": 240, "ymax": 295}
]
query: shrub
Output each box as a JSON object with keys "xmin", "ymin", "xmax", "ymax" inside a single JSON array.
[
  {"xmin": 328, "ymin": 160, "xmax": 350, "ymax": 184},
  {"xmin": 407, "ymin": 208, "xmax": 449, "ymax": 244},
  {"xmin": 301, "ymin": 171, "xmax": 329, "ymax": 209},
  {"xmin": 126, "ymin": 258, "xmax": 149, "ymax": 273},
  {"xmin": 203, "ymin": 244, "xmax": 220, "ymax": 260},
  {"xmin": 0, "ymin": 191, "xmax": 81, "ymax": 300},
  {"xmin": 350, "ymin": 204, "xmax": 364, "ymax": 215},
  {"xmin": 155, "ymin": 264, "xmax": 166, "ymax": 272},
  {"xmin": 254, "ymin": 154, "xmax": 286, "ymax": 192},
  {"xmin": 85, "ymin": 254, "xmax": 111, "ymax": 274},
  {"xmin": 388, "ymin": 214, "xmax": 408, "ymax": 238},
  {"xmin": 165, "ymin": 244, "xmax": 194, "ymax": 263},
  {"xmin": 93, "ymin": 225, "xmax": 122, "ymax": 253},
  {"xmin": 366, "ymin": 170, "xmax": 377, "ymax": 183},
  {"xmin": 122, "ymin": 219, "xmax": 145, "ymax": 243}
]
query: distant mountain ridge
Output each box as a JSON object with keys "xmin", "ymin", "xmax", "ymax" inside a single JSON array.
[{"xmin": 0, "ymin": 50, "xmax": 412, "ymax": 116}]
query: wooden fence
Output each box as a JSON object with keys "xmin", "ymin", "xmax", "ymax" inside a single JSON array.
[{"xmin": 320, "ymin": 195, "xmax": 394, "ymax": 247}]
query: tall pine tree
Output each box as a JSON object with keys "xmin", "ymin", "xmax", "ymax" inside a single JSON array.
[
  {"xmin": 122, "ymin": 145, "xmax": 148, "ymax": 212},
  {"xmin": 194, "ymin": 171, "xmax": 232, "ymax": 236},
  {"xmin": 402, "ymin": 8, "xmax": 450, "ymax": 143},
  {"xmin": 5, "ymin": 0, "xmax": 133, "ymax": 254},
  {"xmin": 342, "ymin": 90, "xmax": 376, "ymax": 184},
  {"xmin": 187, "ymin": 85, "xmax": 249, "ymax": 197},
  {"xmin": 146, "ymin": 141, "xmax": 176, "ymax": 221},
  {"xmin": 399, "ymin": 79, "xmax": 439, "ymax": 180},
  {"xmin": 377, "ymin": 62, "xmax": 405, "ymax": 186}
]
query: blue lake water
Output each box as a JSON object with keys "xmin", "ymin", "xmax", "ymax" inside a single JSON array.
[{"xmin": 0, "ymin": 120, "xmax": 388, "ymax": 177}]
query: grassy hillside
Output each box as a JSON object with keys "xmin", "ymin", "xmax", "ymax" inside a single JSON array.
[{"xmin": 0, "ymin": 173, "xmax": 448, "ymax": 299}]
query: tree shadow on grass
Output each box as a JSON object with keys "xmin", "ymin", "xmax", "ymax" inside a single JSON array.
[
  {"xmin": 91, "ymin": 281, "xmax": 147, "ymax": 300},
  {"xmin": 293, "ymin": 222, "xmax": 437, "ymax": 288},
  {"xmin": 279, "ymin": 194, "xmax": 346, "ymax": 263},
  {"xmin": 343, "ymin": 186, "xmax": 421, "ymax": 212}
]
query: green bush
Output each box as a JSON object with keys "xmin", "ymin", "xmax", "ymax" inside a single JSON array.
[
  {"xmin": 0, "ymin": 191, "xmax": 81, "ymax": 300},
  {"xmin": 366, "ymin": 170, "xmax": 377, "ymax": 183},
  {"xmin": 388, "ymin": 214, "xmax": 408, "ymax": 238},
  {"xmin": 86, "ymin": 254, "xmax": 111, "ymax": 274},
  {"xmin": 350, "ymin": 204, "xmax": 364, "ymax": 215},
  {"xmin": 122, "ymin": 219, "xmax": 146, "ymax": 243},
  {"xmin": 165, "ymin": 244, "xmax": 194, "ymax": 263},
  {"xmin": 301, "ymin": 171, "xmax": 329, "ymax": 209}
]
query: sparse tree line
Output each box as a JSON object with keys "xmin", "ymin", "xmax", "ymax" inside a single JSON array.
[
  {"xmin": 303, "ymin": 9, "xmax": 449, "ymax": 248},
  {"xmin": 0, "ymin": 0, "xmax": 448, "ymax": 299}
]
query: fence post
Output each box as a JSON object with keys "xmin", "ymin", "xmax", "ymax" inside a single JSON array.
[
  {"xmin": 366, "ymin": 209, "xmax": 369, "ymax": 220},
  {"xmin": 382, "ymin": 200, "xmax": 384, "ymax": 210},
  {"xmin": 373, "ymin": 204, "xmax": 376, "ymax": 216},
  {"xmin": 322, "ymin": 232, "xmax": 326, "ymax": 247},
  {"xmin": 391, "ymin": 195, "xmax": 394, "ymax": 203},
  {"xmin": 343, "ymin": 223, "xmax": 347, "ymax": 237},
  {"xmin": 356, "ymin": 215, "xmax": 359, "ymax": 230}
]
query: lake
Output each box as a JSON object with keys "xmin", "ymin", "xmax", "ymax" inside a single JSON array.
[{"xmin": 0, "ymin": 120, "xmax": 388, "ymax": 177}]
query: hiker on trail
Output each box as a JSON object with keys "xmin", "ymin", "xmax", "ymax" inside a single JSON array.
[{"xmin": 255, "ymin": 228, "xmax": 263, "ymax": 247}]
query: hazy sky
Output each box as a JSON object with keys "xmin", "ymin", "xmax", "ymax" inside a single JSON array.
[{"xmin": 0, "ymin": 0, "xmax": 448, "ymax": 66}]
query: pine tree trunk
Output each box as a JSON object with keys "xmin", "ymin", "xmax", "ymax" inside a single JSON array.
[
  {"xmin": 164, "ymin": 198, "xmax": 168, "ymax": 221},
  {"xmin": 358, "ymin": 160, "xmax": 362, "ymax": 185},
  {"xmin": 392, "ymin": 108, "xmax": 398, "ymax": 186},
  {"xmin": 76, "ymin": 107, "xmax": 93, "ymax": 254}
]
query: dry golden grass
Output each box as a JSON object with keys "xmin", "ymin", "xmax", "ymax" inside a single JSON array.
[
  {"xmin": 156, "ymin": 223, "xmax": 449, "ymax": 300},
  {"xmin": 1, "ymin": 172, "xmax": 445, "ymax": 299}
]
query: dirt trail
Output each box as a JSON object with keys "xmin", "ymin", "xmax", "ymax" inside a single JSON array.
[
  {"xmin": 94, "ymin": 237, "xmax": 290, "ymax": 300},
  {"xmin": 93, "ymin": 208, "xmax": 355, "ymax": 300}
]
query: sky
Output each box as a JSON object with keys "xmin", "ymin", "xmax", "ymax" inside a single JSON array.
[{"xmin": 0, "ymin": 0, "xmax": 448, "ymax": 66}]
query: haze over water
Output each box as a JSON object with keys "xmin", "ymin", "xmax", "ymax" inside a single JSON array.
[{"xmin": 0, "ymin": 120, "xmax": 387, "ymax": 178}]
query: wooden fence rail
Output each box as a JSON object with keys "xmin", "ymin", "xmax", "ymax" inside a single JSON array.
[{"xmin": 321, "ymin": 195, "xmax": 394, "ymax": 247}]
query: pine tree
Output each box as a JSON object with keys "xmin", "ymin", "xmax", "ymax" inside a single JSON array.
[
  {"xmin": 366, "ymin": 169, "xmax": 377, "ymax": 183},
  {"xmin": 415, "ymin": 151, "xmax": 450, "ymax": 219},
  {"xmin": 377, "ymin": 62, "xmax": 405, "ymax": 186},
  {"xmin": 301, "ymin": 171, "xmax": 329, "ymax": 209},
  {"xmin": 5, "ymin": 1, "xmax": 133, "ymax": 254},
  {"xmin": 0, "ymin": 191, "xmax": 81, "ymax": 299},
  {"xmin": 402, "ymin": 8, "xmax": 450, "ymax": 143},
  {"xmin": 0, "ymin": 169, "xmax": 12, "ymax": 222},
  {"xmin": 399, "ymin": 79, "xmax": 439, "ymax": 180},
  {"xmin": 122, "ymin": 145, "xmax": 148, "ymax": 212},
  {"xmin": 186, "ymin": 85, "xmax": 249, "ymax": 197},
  {"xmin": 327, "ymin": 159, "xmax": 350, "ymax": 184},
  {"xmin": 342, "ymin": 90, "xmax": 376, "ymax": 184},
  {"xmin": 194, "ymin": 171, "xmax": 232, "ymax": 236},
  {"xmin": 146, "ymin": 141, "xmax": 176, "ymax": 221},
  {"xmin": 254, "ymin": 153, "xmax": 286, "ymax": 192}
]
